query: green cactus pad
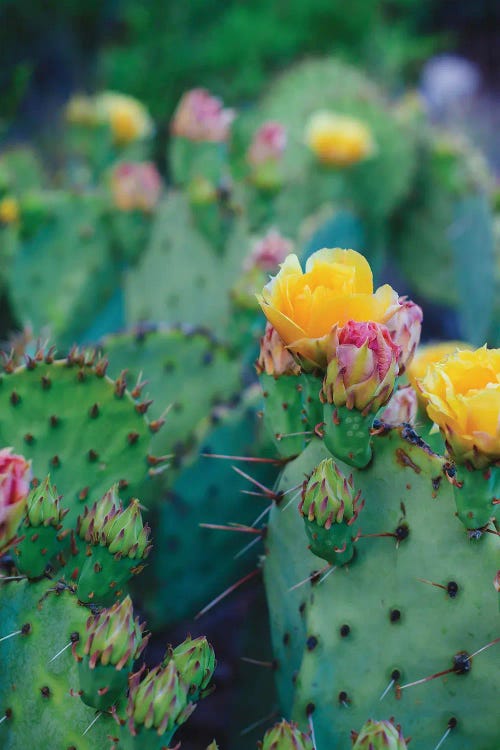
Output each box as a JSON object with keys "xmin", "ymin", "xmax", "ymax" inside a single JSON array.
[
  {"xmin": 0, "ymin": 579, "xmax": 114, "ymax": 749},
  {"xmin": 6, "ymin": 191, "xmax": 119, "ymax": 344},
  {"xmin": 0, "ymin": 352, "xmax": 157, "ymax": 528},
  {"xmin": 140, "ymin": 387, "xmax": 278, "ymax": 626},
  {"xmin": 101, "ymin": 324, "xmax": 241, "ymax": 469},
  {"xmin": 124, "ymin": 191, "xmax": 249, "ymax": 333},
  {"xmin": 264, "ymin": 428, "xmax": 500, "ymax": 749}
]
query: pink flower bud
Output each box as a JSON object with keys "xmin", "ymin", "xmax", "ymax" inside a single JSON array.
[
  {"xmin": 256, "ymin": 323, "xmax": 301, "ymax": 378},
  {"xmin": 245, "ymin": 229, "xmax": 293, "ymax": 272},
  {"xmin": 110, "ymin": 162, "xmax": 162, "ymax": 213},
  {"xmin": 322, "ymin": 321, "xmax": 400, "ymax": 412},
  {"xmin": 380, "ymin": 385, "xmax": 418, "ymax": 426},
  {"xmin": 247, "ymin": 121, "xmax": 287, "ymax": 166},
  {"xmin": 386, "ymin": 297, "xmax": 423, "ymax": 374},
  {"xmin": 0, "ymin": 448, "xmax": 32, "ymax": 546},
  {"xmin": 170, "ymin": 88, "xmax": 235, "ymax": 143}
]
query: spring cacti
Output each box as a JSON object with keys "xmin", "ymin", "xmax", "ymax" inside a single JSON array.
[{"xmin": 252, "ymin": 246, "xmax": 500, "ymax": 749}]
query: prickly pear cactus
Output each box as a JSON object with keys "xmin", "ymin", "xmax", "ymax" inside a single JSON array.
[
  {"xmin": 101, "ymin": 324, "xmax": 241, "ymax": 471},
  {"xmin": 0, "ymin": 347, "xmax": 158, "ymax": 526},
  {"xmin": 1, "ymin": 476, "xmax": 216, "ymax": 749},
  {"xmin": 263, "ymin": 428, "xmax": 499, "ymax": 749},
  {"xmin": 124, "ymin": 192, "xmax": 250, "ymax": 335},
  {"xmin": 252, "ymin": 246, "xmax": 499, "ymax": 748},
  {"xmin": 5, "ymin": 191, "xmax": 120, "ymax": 344}
]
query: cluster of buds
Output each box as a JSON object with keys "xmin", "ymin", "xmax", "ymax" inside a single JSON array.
[
  {"xmin": 170, "ymin": 88, "xmax": 235, "ymax": 143},
  {"xmin": 258, "ymin": 720, "xmax": 314, "ymax": 750},
  {"xmin": 78, "ymin": 488, "xmax": 151, "ymax": 560},
  {"xmin": 164, "ymin": 635, "xmax": 216, "ymax": 701},
  {"xmin": 0, "ymin": 448, "xmax": 31, "ymax": 550},
  {"xmin": 76, "ymin": 489, "xmax": 151, "ymax": 605},
  {"xmin": 80, "ymin": 595, "xmax": 146, "ymax": 670},
  {"xmin": 110, "ymin": 161, "xmax": 162, "ymax": 213},
  {"xmin": 299, "ymin": 458, "xmax": 363, "ymax": 565},
  {"xmin": 247, "ymin": 121, "xmax": 287, "ymax": 190},
  {"xmin": 351, "ymin": 719, "xmax": 408, "ymax": 749},
  {"xmin": 77, "ymin": 595, "xmax": 148, "ymax": 710},
  {"xmin": 126, "ymin": 660, "xmax": 196, "ymax": 740},
  {"xmin": 15, "ymin": 476, "xmax": 68, "ymax": 578}
]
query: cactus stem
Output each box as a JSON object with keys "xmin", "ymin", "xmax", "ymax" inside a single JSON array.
[
  {"xmin": 288, "ymin": 563, "xmax": 331, "ymax": 592},
  {"xmin": 195, "ymin": 568, "xmax": 261, "ymax": 620},
  {"xmin": 240, "ymin": 708, "xmax": 279, "ymax": 736},
  {"xmin": 82, "ymin": 711, "xmax": 102, "ymax": 736},
  {"xmin": 234, "ymin": 536, "xmax": 262, "ymax": 560}
]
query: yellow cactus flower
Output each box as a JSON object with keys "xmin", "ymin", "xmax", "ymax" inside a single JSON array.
[
  {"xmin": 65, "ymin": 94, "xmax": 98, "ymax": 126},
  {"xmin": 305, "ymin": 111, "xmax": 376, "ymax": 167},
  {"xmin": 407, "ymin": 341, "xmax": 472, "ymax": 402},
  {"xmin": 257, "ymin": 248, "xmax": 400, "ymax": 368},
  {"xmin": 418, "ymin": 346, "xmax": 500, "ymax": 467},
  {"xmin": 95, "ymin": 92, "xmax": 153, "ymax": 145},
  {"xmin": 0, "ymin": 196, "xmax": 19, "ymax": 225}
]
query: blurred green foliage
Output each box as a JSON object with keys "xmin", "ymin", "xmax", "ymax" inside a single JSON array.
[
  {"xmin": 99, "ymin": 0, "xmax": 439, "ymax": 121},
  {"xmin": 0, "ymin": 0, "xmax": 440, "ymax": 130}
]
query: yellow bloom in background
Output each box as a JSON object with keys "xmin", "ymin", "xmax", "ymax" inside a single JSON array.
[
  {"xmin": 257, "ymin": 248, "xmax": 400, "ymax": 368},
  {"xmin": 418, "ymin": 346, "xmax": 500, "ymax": 467},
  {"xmin": 407, "ymin": 341, "xmax": 473, "ymax": 402},
  {"xmin": 305, "ymin": 111, "xmax": 376, "ymax": 167},
  {"xmin": 0, "ymin": 196, "xmax": 20, "ymax": 225},
  {"xmin": 95, "ymin": 92, "xmax": 154, "ymax": 145},
  {"xmin": 65, "ymin": 94, "xmax": 98, "ymax": 126}
]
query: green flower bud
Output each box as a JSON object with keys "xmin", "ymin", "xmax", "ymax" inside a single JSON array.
[
  {"xmin": 165, "ymin": 635, "xmax": 216, "ymax": 699},
  {"xmin": 258, "ymin": 720, "xmax": 314, "ymax": 750},
  {"xmin": 81, "ymin": 595, "xmax": 146, "ymax": 670},
  {"xmin": 15, "ymin": 476, "xmax": 68, "ymax": 578},
  {"xmin": 127, "ymin": 660, "xmax": 195, "ymax": 742},
  {"xmin": 77, "ymin": 595, "xmax": 147, "ymax": 710},
  {"xmin": 351, "ymin": 719, "xmax": 408, "ymax": 749},
  {"xmin": 77, "ymin": 484, "xmax": 120, "ymax": 542},
  {"xmin": 102, "ymin": 499, "xmax": 151, "ymax": 559},
  {"xmin": 298, "ymin": 459, "xmax": 363, "ymax": 565},
  {"xmin": 206, "ymin": 742, "xmax": 219, "ymax": 750},
  {"xmin": 24, "ymin": 476, "xmax": 66, "ymax": 527}
]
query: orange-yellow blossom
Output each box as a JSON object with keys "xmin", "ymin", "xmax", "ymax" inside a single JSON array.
[
  {"xmin": 257, "ymin": 248, "xmax": 400, "ymax": 369},
  {"xmin": 418, "ymin": 346, "xmax": 500, "ymax": 467}
]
